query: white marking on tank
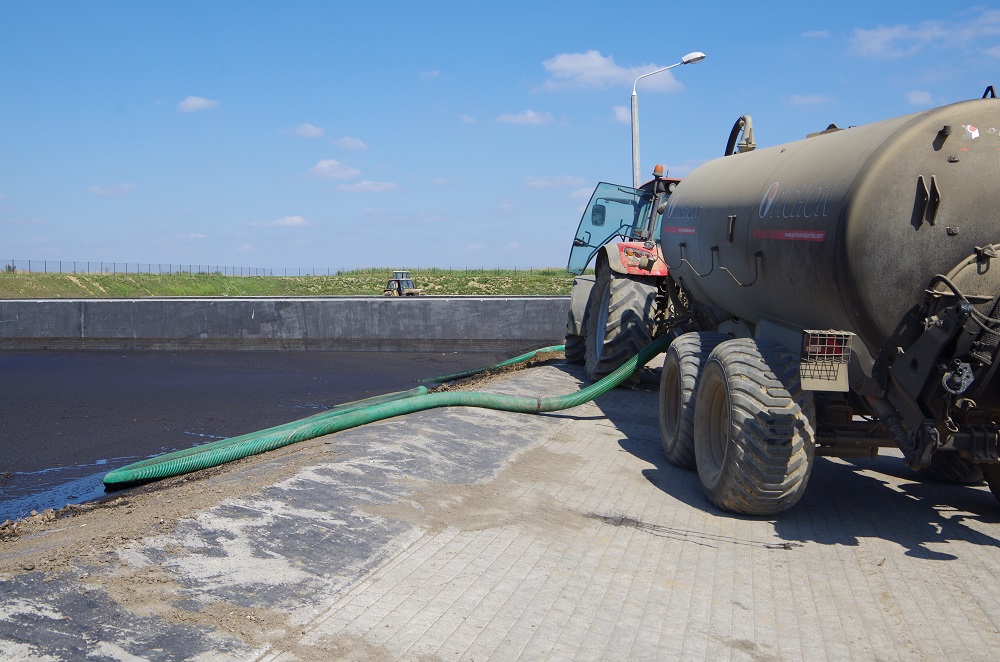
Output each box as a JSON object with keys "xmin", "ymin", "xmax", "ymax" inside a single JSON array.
[
  {"xmin": 759, "ymin": 181, "xmax": 780, "ymax": 218},
  {"xmin": 759, "ymin": 181, "xmax": 831, "ymax": 220}
]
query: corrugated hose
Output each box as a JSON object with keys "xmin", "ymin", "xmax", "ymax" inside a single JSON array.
[{"xmin": 103, "ymin": 335, "xmax": 670, "ymax": 488}]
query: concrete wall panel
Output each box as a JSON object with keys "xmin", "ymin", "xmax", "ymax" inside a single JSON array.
[{"xmin": 0, "ymin": 297, "xmax": 570, "ymax": 351}]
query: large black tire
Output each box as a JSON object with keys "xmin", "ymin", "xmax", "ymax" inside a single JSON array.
[
  {"xmin": 658, "ymin": 332, "xmax": 731, "ymax": 470},
  {"xmin": 565, "ymin": 334, "xmax": 586, "ymax": 364},
  {"xmin": 693, "ymin": 338, "xmax": 816, "ymax": 515},
  {"xmin": 565, "ymin": 276, "xmax": 595, "ymax": 365},
  {"xmin": 920, "ymin": 453, "xmax": 984, "ymax": 484},
  {"xmin": 584, "ymin": 260, "xmax": 657, "ymax": 382},
  {"xmin": 983, "ymin": 464, "xmax": 1000, "ymax": 503}
]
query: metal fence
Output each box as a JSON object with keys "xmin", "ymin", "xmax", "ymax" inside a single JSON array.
[{"xmin": 3, "ymin": 260, "xmax": 558, "ymax": 277}]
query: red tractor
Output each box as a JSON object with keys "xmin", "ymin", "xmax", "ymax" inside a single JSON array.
[{"xmin": 565, "ymin": 165, "xmax": 682, "ymax": 382}]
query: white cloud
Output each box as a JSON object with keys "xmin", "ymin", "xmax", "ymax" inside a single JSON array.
[
  {"xmin": 335, "ymin": 136, "xmax": 368, "ymax": 150},
  {"xmin": 987, "ymin": 45, "xmax": 1000, "ymax": 58},
  {"xmin": 433, "ymin": 176, "xmax": 462, "ymax": 185},
  {"xmin": 337, "ymin": 180, "xmax": 398, "ymax": 192},
  {"xmin": 178, "ymin": 233, "xmax": 207, "ymax": 240},
  {"xmin": 497, "ymin": 109, "xmax": 553, "ymax": 125},
  {"xmin": 524, "ymin": 175, "xmax": 585, "ymax": 188},
  {"xmin": 87, "ymin": 183, "xmax": 137, "ymax": 197},
  {"xmin": 571, "ymin": 187, "xmax": 594, "ymax": 200},
  {"xmin": 459, "ymin": 114, "xmax": 478, "ymax": 124},
  {"xmin": 849, "ymin": 10, "xmax": 1000, "ymax": 59},
  {"xmin": 252, "ymin": 215, "xmax": 309, "ymax": 228},
  {"xmin": 177, "ymin": 96, "xmax": 220, "ymax": 112},
  {"xmin": 906, "ymin": 90, "xmax": 937, "ymax": 106},
  {"xmin": 501, "ymin": 242, "xmax": 522, "ymax": 251},
  {"xmin": 291, "ymin": 123, "xmax": 324, "ymax": 138},
  {"xmin": 420, "ymin": 70, "xmax": 440, "ymax": 81},
  {"xmin": 612, "ymin": 105, "xmax": 630, "ymax": 124},
  {"xmin": 802, "ymin": 30, "xmax": 830, "ymax": 39},
  {"xmin": 788, "ymin": 94, "xmax": 834, "ymax": 106},
  {"xmin": 540, "ymin": 50, "xmax": 684, "ymax": 92},
  {"xmin": 236, "ymin": 244, "xmax": 253, "ymax": 253},
  {"xmin": 465, "ymin": 243, "xmax": 486, "ymax": 252},
  {"xmin": 308, "ymin": 159, "xmax": 360, "ymax": 180}
]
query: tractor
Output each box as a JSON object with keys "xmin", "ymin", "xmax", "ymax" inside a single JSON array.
[{"xmin": 383, "ymin": 270, "xmax": 425, "ymax": 296}]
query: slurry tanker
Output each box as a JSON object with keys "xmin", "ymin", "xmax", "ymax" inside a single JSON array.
[{"xmin": 567, "ymin": 90, "xmax": 1000, "ymax": 514}]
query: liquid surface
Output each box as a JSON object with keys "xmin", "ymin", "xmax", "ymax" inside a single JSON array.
[{"xmin": 0, "ymin": 349, "xmax": 515, "ymax": 522}]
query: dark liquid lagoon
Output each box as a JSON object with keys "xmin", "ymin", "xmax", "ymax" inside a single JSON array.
[{"xmin": 0, "ymin": 349, "xmax": 516, "ymax": 522}]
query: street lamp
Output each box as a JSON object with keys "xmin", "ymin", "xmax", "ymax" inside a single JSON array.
[{"xmin": 630, "ymin": 51, "xmax": 706, "ymax": 188}]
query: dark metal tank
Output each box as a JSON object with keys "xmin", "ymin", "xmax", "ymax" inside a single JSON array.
[{"xmin": 660, "ymin": 98, "xmax": 1000, "ymax": 358}]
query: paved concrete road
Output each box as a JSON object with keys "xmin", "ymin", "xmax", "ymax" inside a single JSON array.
[{"xmin": 2, "ymin": 360, "xmax": 1000, "ymax": 660}]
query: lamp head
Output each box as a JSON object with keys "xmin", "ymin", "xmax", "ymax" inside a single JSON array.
[{"xmin": 681, "ymin": 51, "xmax": 706, "ymax": 65}]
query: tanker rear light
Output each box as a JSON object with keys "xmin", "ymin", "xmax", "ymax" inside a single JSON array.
[{"xmin": 800, "ymin": 330, "xmax": 854, "ymax": 392}]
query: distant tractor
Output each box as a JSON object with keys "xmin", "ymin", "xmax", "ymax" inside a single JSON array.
[{"xmin": 383, "ymin": 270, "xmax": 425, "ymax": 296}]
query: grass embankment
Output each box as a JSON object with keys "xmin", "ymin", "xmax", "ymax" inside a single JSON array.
[{"xmin": 0, "ymin": 268, "xmax": 580, "ymax": 298}]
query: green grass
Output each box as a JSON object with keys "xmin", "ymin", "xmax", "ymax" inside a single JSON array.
[{"xmin": 0, "ymin": 267, "xmax": 584, "ymax": 298}]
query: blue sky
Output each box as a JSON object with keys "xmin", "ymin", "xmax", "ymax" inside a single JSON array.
[{"xmin": 2, "ymin": 2, "xmax": 998, "ymax": 271}]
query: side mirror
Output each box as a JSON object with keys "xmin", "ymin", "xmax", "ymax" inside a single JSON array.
[{"xmin": 591, "ymin": 204, "xmax": 606, "ymax": 227}]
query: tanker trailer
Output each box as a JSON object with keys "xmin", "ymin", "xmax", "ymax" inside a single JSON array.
[{"xmin": 657, "ymin": 94, "xmax": 1000, "ymax": 515}]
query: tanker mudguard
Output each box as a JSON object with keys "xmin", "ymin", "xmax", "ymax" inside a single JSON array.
[{"xmin": 661, "ymin": 96, "xmax": 1000, "ymax": 470}]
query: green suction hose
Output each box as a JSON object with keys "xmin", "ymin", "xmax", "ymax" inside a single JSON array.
[
  {"xmin": 117, "ymin": 386, "xmax": 430, "ymax": 466},
  {"xmin": 103, "ymin": 336, "xmax": 670, "ymax": 488},
  {"xmin": 419, "ymin": 344, "xmax": 566, "ymax": 383}
]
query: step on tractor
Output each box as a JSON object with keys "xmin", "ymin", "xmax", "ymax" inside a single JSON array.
[
  {"xmin": 383, "ymin": 270, "xmax": 425, "ymax": 296},
  {"xmin": 566, "ymin": 90, "xmax": 1000, "ymax": 515}
]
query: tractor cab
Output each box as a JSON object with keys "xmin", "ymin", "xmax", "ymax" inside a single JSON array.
[{"xmin": 566, "ymin": 166, "xmax": 680, "ymax": 275}]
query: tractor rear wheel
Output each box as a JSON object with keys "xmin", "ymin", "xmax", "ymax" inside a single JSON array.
[
  {"xmin": 659, "ymin": 332, "xmax": 730, "ymax": 470},
  {"xmin": 584, "ymin": 260, "xmax": 657, "ymax": 382},
  {"xmin": 921, "ymin": 453, "xmax": 984, "ymax": 484},
  {"xmin": 693, "ymin": 338, "xmax": 816, "ymax": 515},
  {"xmin": 565, "ymin": 276, "xmax": 595, "ymax": 364}
]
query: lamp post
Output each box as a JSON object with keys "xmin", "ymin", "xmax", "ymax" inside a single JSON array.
[{"xmin": 630, "ymin": 51, "xmax": 706, "ymax": 188}]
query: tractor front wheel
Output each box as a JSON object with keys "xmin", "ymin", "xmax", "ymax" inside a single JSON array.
[{"xmin": 584, "ymin": 260, "xmax": 657, "ymax": 383}]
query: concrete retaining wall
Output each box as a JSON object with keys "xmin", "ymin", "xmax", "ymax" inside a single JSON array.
[{"xmin": 0, "ymin": 297, "xmax": 570, "ymax": 351}]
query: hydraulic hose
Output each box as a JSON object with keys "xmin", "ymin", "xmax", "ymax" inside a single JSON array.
[{"xmin": 103, "ymin": 335, "xmax": 670, "ymax": 488}]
